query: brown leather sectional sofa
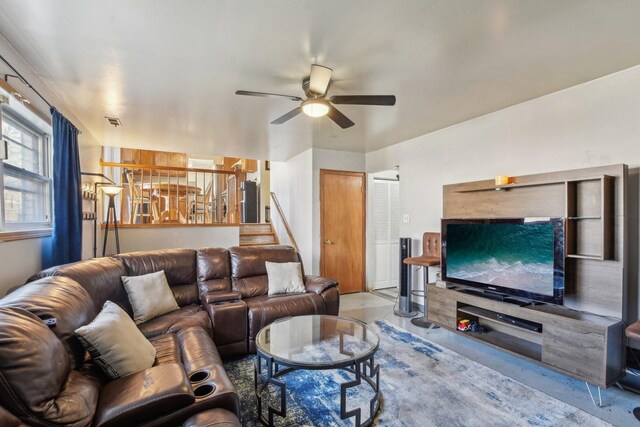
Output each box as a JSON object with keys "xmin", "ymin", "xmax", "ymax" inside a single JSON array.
[{"xmin": 0, "ymin": 245, "xmax": 339, "ymax": 427}]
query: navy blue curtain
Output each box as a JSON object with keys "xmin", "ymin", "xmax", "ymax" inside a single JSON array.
[{"xmin": 44, "ymin": 107, "xmax": 82, "ymax": 268}]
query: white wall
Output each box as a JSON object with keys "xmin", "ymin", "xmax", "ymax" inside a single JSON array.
[
  {"xmin": 270, "ymin": 149, "xmax": 313, "ymax": 268},
  {"xmin": 366, "ymin": 64, "xmax": 640, "ymax": 318},
  {"xmin": 311, "ymin": 148, "xmax": 366, "ymax": 274},
  {"xmin": 101, "ymin": 226, "xmax": 239, "ymax": 254},
  {"xmin": 0, "ymin": 33, "xmax": 102, "ymax": 295}
]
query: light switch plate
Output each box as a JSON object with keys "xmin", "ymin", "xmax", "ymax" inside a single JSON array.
[{"xmin": 402, "ymin": 214, "xmax": 410, "ymax": 223}]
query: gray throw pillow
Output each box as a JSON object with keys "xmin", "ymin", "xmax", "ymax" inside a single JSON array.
[
  {"xmin": 266, "ymin": 261, "xmax": 306, "ymax": 295},
  {"xmin": 75, "ymin": 301, "xmax": 156, "ymax": 379},
  {"xmin": 121, "ymin": 270, "xmax": 180, "ymax": 324}
]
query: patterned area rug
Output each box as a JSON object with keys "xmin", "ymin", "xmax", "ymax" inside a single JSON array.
[{"xmin": 224, "ymin": 320, "xmax": 609, "ymax": 426}]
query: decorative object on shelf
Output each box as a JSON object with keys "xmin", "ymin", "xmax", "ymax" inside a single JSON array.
[
  {"xmin": 494, "ymin": 175, "xmax": 511, "ymax": 188},
  {"xmin": 101, "ymin": 185, "xmax": 123, "ymax": 256}
]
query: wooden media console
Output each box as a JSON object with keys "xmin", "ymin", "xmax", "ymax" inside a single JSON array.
[{"xmin": 429, "ymin": 164, "xmax": 628, "ymax": 387}]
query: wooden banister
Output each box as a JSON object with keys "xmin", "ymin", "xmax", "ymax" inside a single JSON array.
[{"xmin": 270, "ymin": 192, "xmax": 299, "ymax": 253}]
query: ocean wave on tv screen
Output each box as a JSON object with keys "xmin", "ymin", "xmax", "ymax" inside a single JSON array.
[{"xmin": 449, "ymin": 258, "xmax": 554, "ymax": 296}]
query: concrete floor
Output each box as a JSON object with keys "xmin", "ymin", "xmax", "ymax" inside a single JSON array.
[{"xmin": 339, "ymin": 291, "xmax": 640, "ymax": 427}]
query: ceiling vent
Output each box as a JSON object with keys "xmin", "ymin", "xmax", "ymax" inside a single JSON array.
[{"xmin": 105, "ymin": 116, "xmax": 122, "ymax": 127}]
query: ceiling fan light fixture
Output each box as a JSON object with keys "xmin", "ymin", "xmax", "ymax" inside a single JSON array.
[{"xmin": 301, "ymin": 99, "xmax": 330, "ymax": 117}]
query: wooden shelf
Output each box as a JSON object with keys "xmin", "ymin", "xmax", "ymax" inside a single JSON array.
[
  {"xmin": 454, "ymin": 176, "xmax": 607, "ymax": 193},
  {"xmin": 565, "ymin": 175, "xmax": 614, "ymax": 260},
  {"xmin": 458, "ymin": 306, "xmax": 542, "ymax": 335},
  {"xmin": 566, "ymin": 254, "xmax": 603, "ymax": 260},
  {"xmin": 567, "ymin": 216, "xmax": 601, "ymax": 220},
  {"xmin": 464, "ymin": 329, "xmax": 543, "ymax": 361}
]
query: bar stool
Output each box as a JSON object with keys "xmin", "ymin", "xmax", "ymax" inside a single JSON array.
[{"xmin": 403, "ymin": 232, "xmax": 441, "ymax": 329}]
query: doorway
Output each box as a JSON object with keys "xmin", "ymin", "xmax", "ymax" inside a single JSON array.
[
  {"xmin": 371, "ymin": 172, "xmax": 400, "ymax": 291},
  {"xmin": 320, "ymin": 169, "xmax": 366, "ymax": 294}
]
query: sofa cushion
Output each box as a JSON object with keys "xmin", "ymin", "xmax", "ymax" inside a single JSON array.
[
  {"xmin": 245, "ymin": 293, "xmax": 325, "ymax": 343},
  {"xmin": 197, "ymin": 247, "xmax": 232, "ymax": 293},
  {"xmin": 138, "ymin": 304, "xmax": 212, "ymax": 339},
  {"xmin": 75, "ymin": 301, "xmax": 156, "ymax": 379},
  {"xmin": 266, "ymin": 261, "xmax": 305, "ymax": 295},
  {"xmin": 150, "ymin": 333, "xmax": 182, "ymax": 365},
  {"xmin": 28, "ymin": 257, "xmax": 130, "ymax": 314},
  {"xmin": 0, "ymin": 307, "xmax": 99, "ymax": 426},
  {"xmin": 116, "ymin": 249, "xmax": 198, "ymax": 306},
  {"xmin": 93, "ymin": 363, "xmax": 194, "ymax": 427},
  {"xmin": 122, "ymin": 270, "xmax": 180, "ymax": 324},
  {"xmin": 229, "ymin": 245, "xmax": 300, "ymax": 298},
  {"xmin": 0, "ymin": 276, "xmax": 96, "ymax": 368}
]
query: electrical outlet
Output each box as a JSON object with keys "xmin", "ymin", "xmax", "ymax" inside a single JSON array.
[{"xmin": 403, "ymin": 214, "xmax": 410, "ymax": 223}]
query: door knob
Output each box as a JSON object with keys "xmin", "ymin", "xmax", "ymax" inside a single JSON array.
[{"xmin": 325, "ymin": 239, "xmax": 333, "ymax": 245}]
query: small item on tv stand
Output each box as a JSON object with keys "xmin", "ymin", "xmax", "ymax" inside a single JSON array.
[
  {"xmin": 457, "ymin": 319, "xmax": 471, "ymax": 332},
  {"xmin": 496, "ymin": 313, "xmax": 542, "ymax": 332},
  {"xmin": 470, "ymin": 321, "xmax": 489, "ymax": 334}
]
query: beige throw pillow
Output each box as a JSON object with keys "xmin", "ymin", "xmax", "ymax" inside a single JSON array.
[
  {"xmin": 75, "ymin": 301, "xmax": 156, "ymax": 379},
  {"xmin": 121, "ymin": 270, "xmax": 179, "ymax": 324},
  {"xmin": 266, "ymin": 261, "xmax": 306, "ymax": 295}
]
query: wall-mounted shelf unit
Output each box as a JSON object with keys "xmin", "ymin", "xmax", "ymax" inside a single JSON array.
[
  {"xmin": 565, "ymin": 175, "xmax": 614, "ymax": 260},
  {"xmin": 451, "ymin": 174, "xmax": 615, "ymax": 261}
]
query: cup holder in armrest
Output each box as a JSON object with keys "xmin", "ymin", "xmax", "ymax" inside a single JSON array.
[
  {"xmin": 193, "ymin": 383, "xmax": 216, "ymax": 399},
  {"xmin": 189, "ymin": 370, "xmax": 211, "ymax": 383}
]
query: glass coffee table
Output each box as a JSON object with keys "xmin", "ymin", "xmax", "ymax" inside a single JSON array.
[{"xmin": 254, "ymin": 315, "xmax": 381, "ymax": 426}]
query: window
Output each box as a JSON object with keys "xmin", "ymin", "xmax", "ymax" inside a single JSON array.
[{"xmin": 0, "ymin": 108, "xmax": 51, "ymax": 231}]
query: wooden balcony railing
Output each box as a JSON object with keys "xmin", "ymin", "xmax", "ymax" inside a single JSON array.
[{"xmin": 100, "ymin": 162, "xmax": 243, "ymax": 226}]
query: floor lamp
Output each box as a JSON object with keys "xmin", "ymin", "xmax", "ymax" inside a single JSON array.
[{"xmin": 100, "ymin": 185, "xmax": 123, "ymax": 256}]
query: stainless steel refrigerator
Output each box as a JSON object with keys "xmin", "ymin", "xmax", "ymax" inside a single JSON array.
[{"xmin": 241, "ymin": 181, "xmax": 258, "ymax": 223}]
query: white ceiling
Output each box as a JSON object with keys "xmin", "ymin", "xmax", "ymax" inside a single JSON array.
[{"xmin": 1, "ymin": 1, "xmax": 640, "ymax": 161}]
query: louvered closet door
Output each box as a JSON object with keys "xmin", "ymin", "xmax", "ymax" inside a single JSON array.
[{"xmin": 373, "ymin": 180, "xmax": 400, "ymax": 289}]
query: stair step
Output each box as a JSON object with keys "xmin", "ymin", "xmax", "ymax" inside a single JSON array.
[
  {"xmin": 240, "ymin": 234, "xmax": 277, "ymax": 244},
  {"xmin": 239, "ymin": 242, "xmax": 278, "ymax": 247},
  {"xmin": 240, "ymin": 232, "xmax": 276, "ymax": 237},
  {"xmin": 240, "ymin": 223, "xmax": 273, "ymax": 234}
]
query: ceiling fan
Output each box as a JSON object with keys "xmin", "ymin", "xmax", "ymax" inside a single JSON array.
[{"xmin": 235, "ymin": 64, "xmax": 396, "ymax": 129}]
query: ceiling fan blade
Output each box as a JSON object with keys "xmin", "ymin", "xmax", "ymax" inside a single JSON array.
[
  {"xmin": 309, "ymin": 64, "xmax": 333, "ymax": 96},
  {"xmin": 326, "ymin": 105, "xmax": 355, "ymax": 129},
  {"xmin": 271, "ymin": 107, "xmax": 303, "ymax": 124},
  {"xmin": 330, "ymin": 95, "xmax": 396, "ymax": 106},
  {"xmin": 236, "ymin": 90, "xmax": 302, "ymax": 101}
]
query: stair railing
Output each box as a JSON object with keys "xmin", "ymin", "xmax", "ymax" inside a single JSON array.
[{"xmin": 270, "ymin": 192, "xmax": 299, "ymax": 253}]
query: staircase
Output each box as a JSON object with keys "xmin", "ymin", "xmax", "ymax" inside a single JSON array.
[{"xmin": 239, "ymin": 223, "xmax": 279, "ymax": 246}]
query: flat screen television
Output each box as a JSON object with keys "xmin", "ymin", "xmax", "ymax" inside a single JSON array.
[{"xmin": 441, "ymin": 218, "xmax": 565, "ymax": 305}]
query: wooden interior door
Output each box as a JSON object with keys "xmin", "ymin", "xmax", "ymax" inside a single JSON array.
[{"xmin": 320, "ymin": 169, "xmax": 366, "ymax": 294}]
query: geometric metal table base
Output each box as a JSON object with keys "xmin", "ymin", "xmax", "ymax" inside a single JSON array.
[{"xmin": 254, "ymin": 353, "xmax": 381, "ymax": 427}]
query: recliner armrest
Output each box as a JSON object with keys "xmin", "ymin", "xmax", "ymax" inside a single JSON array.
[
  {"xmin": 304, "ymin": 275, "xmax": 338, "ymax": 294},
  {"xmin": 93, "ymin": 363, "xmax": 194, "ymax": 427},
  {"xmin": 202, "ymin": 291, "xmax": 242, "ymax": 305}
]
